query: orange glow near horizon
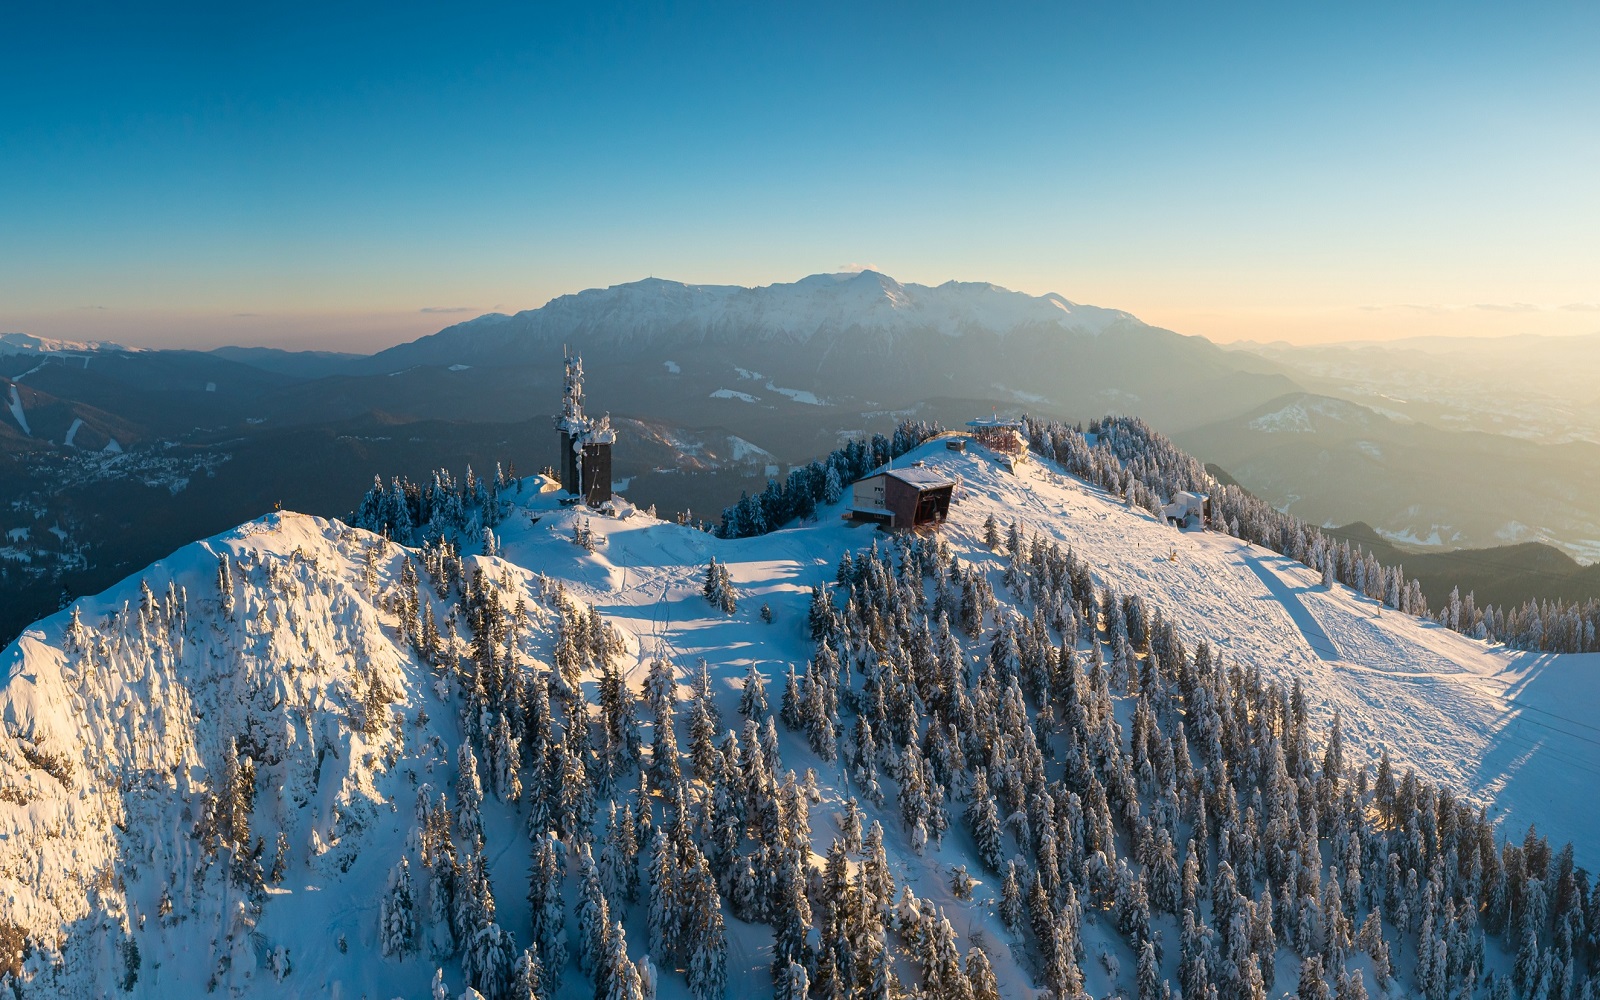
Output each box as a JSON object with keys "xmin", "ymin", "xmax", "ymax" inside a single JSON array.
[{"xmin": 9, "ymin": 279, "xmax": 1599, "ymax": 354}]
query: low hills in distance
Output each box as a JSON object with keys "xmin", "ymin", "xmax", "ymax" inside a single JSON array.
[{"xmin": 3, "ymin": 272, "xmax": 1598, "ymax": 646}]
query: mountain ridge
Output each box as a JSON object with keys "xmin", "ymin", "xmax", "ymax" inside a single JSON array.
[
  {"xmin": 3, "ymin": 436, "xmax": 1597, "ymax": 997},
  {"xmin": 359, "ymin": 270, "xmax": 1144, "ymax": 372}
]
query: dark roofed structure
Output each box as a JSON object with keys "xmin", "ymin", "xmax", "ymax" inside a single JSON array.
[{"xmin": 846, "ymin": 464, "xmax": 956, "ymax": 531}]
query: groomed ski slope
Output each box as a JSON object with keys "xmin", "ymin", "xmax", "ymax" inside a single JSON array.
[{"xmin": 498, "ymin": 436, "xmax": 1600, "ymax": 872}]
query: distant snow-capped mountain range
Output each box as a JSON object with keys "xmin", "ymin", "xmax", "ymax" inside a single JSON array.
[
  {"xmin": 0, "ymin": 332, "xmax": 138, "ymax": 356},
  {"xmin": 362, "ymin": 270, "xmax": 1146, "ymax": 369}
]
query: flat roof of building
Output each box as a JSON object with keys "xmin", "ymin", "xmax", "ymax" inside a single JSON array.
[{"xmin": 886, "ymin": 467, "xmax": 958, "ymax": 489}]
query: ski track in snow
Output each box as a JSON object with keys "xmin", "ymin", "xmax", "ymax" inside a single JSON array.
[{"xmin": 944, "ymin": 454, "xmax": 1600, "ymax": 867}]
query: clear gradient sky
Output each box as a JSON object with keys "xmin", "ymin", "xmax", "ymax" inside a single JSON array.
[{"xmin": 3, "ymin": 2, "xmax": 1597, "ymax": 351}]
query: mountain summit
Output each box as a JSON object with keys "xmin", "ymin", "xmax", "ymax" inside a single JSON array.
[
  {"xmin": 352, "ymin": 271, "xmax": 1292, "ymax": 439},
  {"xmin": 363, "ymin": 271, "xmax": 1142, "ymax": 369}
]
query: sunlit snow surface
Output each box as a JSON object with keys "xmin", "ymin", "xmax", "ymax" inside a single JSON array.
[{"xmin": 2, "ymin": 439, "xmax": 1597, "ymax": 996}]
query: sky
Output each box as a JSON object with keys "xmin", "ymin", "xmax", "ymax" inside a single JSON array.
[{"xmin": 3, "ymin": 1, "xmax": 1597, "ymax": 352}]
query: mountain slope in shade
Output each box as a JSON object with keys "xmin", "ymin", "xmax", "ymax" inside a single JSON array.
[
  {"xmin": 1176, "ymin": 390, "xmax": 1600, "ymax": 562},
  {"xmin": 3, "ymin": 438, "xmax": 1597, "ymax": 996},
  {"xmin": 1320, "ymin": 520, "xmax": 1600, "ymax": 611}
]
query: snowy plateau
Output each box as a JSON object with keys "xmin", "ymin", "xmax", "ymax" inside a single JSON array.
[{"xmin": 1, "ymin": 439, "xmax": 1598, "ymax": 999}]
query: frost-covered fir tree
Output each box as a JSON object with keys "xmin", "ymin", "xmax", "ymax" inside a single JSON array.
[
  {"xmin": 966, "ymin": 768, "xmax": 1005, "ymax": 873},
  {"xmin": 527, "ymin": 833, "xmax": 568, "ymax": 974},
  {"xmin": 509, "ymin": 948, "xmax": 546, "ymax": 1000},
  {"xmin": 576, "ymin": 844, "xmax": 612, "ymax": 981},
  {"xmin": 457, "ymin": 744, "xmax": 485, "ymax": 844},
  {"xmin": 380, "ymin": 856, "xmax": 419, "ymax": 958},
  {"xmin": 738, "ymin": 664, "xmax": 768, "ymax": 722},
  {"xmin": 684, "ymin": 868, "xmax": 728, "ymax": 1000}
]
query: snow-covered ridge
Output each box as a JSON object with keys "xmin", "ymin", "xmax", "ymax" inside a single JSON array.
[
  {"xmin": 0, "ymin": 332, "xmax": 137, "ymax": 355},
  {"xmin": 434, "ymin": 270, "xmax": 1141, "ymax": 348},
  {"xmin": 1247, "ymin": 395, "xmax": 1377, "ymax": 434},
  {"xmin": 0, "ymin": 510, "xmax": 575, "ymax": 996},
  {"xmin": 3, "ymin": 442, "xmax": 1598, "ymax": 998}
]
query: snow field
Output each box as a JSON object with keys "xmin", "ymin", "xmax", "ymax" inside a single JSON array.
[{"xmin": 2, "ymin": 437, "xmax": 1598, "ymax": 997}]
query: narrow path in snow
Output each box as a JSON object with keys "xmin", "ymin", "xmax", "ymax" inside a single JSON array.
[{"xmin": 1234, "ymin": 547, "xmax": 1341, "ymax": 661}]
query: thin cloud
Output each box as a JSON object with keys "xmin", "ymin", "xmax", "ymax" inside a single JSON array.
[
  {"xmin": 1359, "ymin": 303, "xmax": 1449, "ymax": 314},
  {"xmin": 1473, "ymin": 302, "xmax": 1538, "ymax": 313},
  {"xmin": 1359, "ymin": 302, "xmax": 1582, "ymax": 315},
  {"xmin": 420, "ymin": 305, "xmax": 478, "ymax": 314},
  {"xmin": 233, "ymin": 312, "xmax": 263, "ymax": 318},
  {"xmin": 835, "ymin": 262, "xmax": 880, "ymax": 274}
]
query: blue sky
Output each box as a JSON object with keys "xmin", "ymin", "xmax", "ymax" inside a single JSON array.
[{"xmin": 3, "ymin": 1, "xmax": 1597, "ymax": 349}]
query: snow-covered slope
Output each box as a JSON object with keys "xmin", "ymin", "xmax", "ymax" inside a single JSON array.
[
  {"xmin": 0, "ymin": 333, "xmax": 137, "ymax": 356},
  {"xmin": 490, "ymin": 441, "xmax": 1600, "ymax": 869},
  {"xmin": 2, "ymin": 441, "xmax": 1596, "ymax": 997},
  {"xmin": 0, "ymin": 510, "xmax": 576, "ymax": 995}
]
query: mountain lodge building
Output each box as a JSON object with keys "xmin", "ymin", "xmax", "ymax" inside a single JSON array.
[{"xmin": 846, "ymin": 465, "xmax": 956, "ymax": 531}]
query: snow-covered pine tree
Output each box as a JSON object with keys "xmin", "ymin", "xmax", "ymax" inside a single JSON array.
[
  {"xmin": 717, "ymin": 562, "xmax": 736, "ymax": 614},
  {"xmin": 456, "ymin": 744, "xmax": 485, "ymax": 845},
  {"xmin": 575, "ymin": 844, "xmax": 611, "ymax": 980},
  {"xmin": 683, "ymin": 855, "xmax": 727, "ymax": 1000},
  {"xmin": 526, "ymin": 832, "xmax": 568, "ymax": 975},
  {"xmin": 380, "ymin": 856, "xmax": 419, "ymax": 958},
  {"xmin": 703, "ymin": 557, "xmax": 723, "ymax": 607},
  {"xmin": 775, "ymin": 959, "xmax": 808, "ymax": 1000},
  {"xmin": 605, "ymin": 921, "xmax": 646, "ymax": 1000},
  {"xmin": 738, "ymin": 664, "xmax": 768, "ymax": 722},
  {"xmin": 780, "ymin": 663, "xmax": 803, "ymax": 730},
  {"xmin": 509, "ymin": 948, "xmax": 546, "ymax": 1000},
  {"xmin": 966, "ymin": 768, "xmax": 1005, "ymax": 874},
  {"xmin": 646, "ymin": 828, "xmax": 678, "ymax": 961}
]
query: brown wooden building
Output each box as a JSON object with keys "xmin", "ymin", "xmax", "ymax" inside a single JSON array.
[{"xmin": 846, "ymin": 466, "xmax": 956, "ymax": 530}]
